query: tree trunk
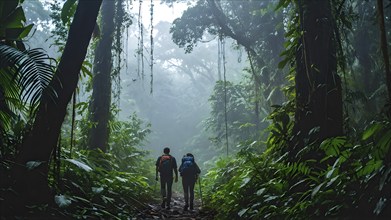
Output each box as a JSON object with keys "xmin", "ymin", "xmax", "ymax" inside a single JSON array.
[
  {"xmin": 88, "ymin": 0, "xmax": 115, "ymax": 152},
  {"xmin": 291, "ymin": 0, "xmax": 343, "ymax": 155},
  {"xmin": 356, "ymin": 1, "xmax": 375, "ymax": 96},
  {"xmin": 376, "ymin": 0, "xmax": 391, "ymax": 111},
  {"xmin": 13, "ymin": 0, "xmax": 102, "ymax": 205},
  {"xmin": 353, "ymin": 0, "xmax": 381, "ymax": 117}
]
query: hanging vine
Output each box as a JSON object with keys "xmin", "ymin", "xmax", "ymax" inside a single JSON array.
[
  {"xmin": 137, "ymin": 0, "xmax": 145, "ymax": 80},
  {"xmin": 218, "ymin": 34, "xmax": 229, "ymax": 156},
  {"xmin": 150, "ymin": 0, "xmax": 154, "ymax": 94},
  {"xmin": 70, "ymin": 91, "xmax": 76, "ymax": 157},
  {"xmin": 247, "ymin": 50, "xmax": 260, "ymax": 129},
  {"xmin": 112, "ymin": 0, "xmax": 132, "ymax": 108},
  {"xmin": 217, "ymin": 35, "xmax": 222, "ymax": 81}
]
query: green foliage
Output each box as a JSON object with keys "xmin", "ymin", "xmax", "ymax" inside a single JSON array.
[
  {"xmin": 48, "ymin": 149, "xmax": 153, "ymax": 219},
  {"xmin": 0, "ymin": 44, "xmax": 56, "ymax": 109},
  {"xmin": 266, "ymin": 103, "xmax": 294, "ymax": 155},
  {"xmin": 108, "ymin": 113, "xmax": 152, "ymax": 172},
  {"xmin": 206, "ymin": 80, "xmax": 262, "ymax": 152},
  {"xmin": 0, "ymin": 0, "xmax": 33, "ymax": 48},
  {"xmin": 61, "ymin": 0, "xmax": 77, "ymax": 25},
  {"xmin": 0, "ymin": 0, "xmax": 56, "ymax": 134},
  {"xmin": 1, "ymin": 101, "xmax": 154, "ymax": 219},
  {"xmin": 203, "ymin": 118, "xmax": 391, "ymax": 219},
  {"xmin": 170, "ymin": 0, "xmax": 216, "ymax": 53},
  {"xmin": 49, "ymin": 0, "xmax": 71, "ymax": 52}
]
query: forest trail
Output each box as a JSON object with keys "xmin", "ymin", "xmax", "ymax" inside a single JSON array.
[{"xmin": 134, "ymin": 193, "xmax": 214, "ymax": 219}]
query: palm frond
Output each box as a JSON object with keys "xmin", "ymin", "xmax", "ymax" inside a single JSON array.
[{"xmin": 0, "ymin": 43, "xmax": 56, "ymax": 110}]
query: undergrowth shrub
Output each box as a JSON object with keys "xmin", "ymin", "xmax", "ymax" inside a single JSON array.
[
  {"xmin": 51, "ymin": 149, "xmax": 153, "ymax": 219},
  {"xmin": 48, "ymin": 113, "xmax": 155, "ymax": 219},
  {"xmin": 203, "ymin": 118, "xmax": 391, "ymax": 219},
  {"xmin": 0, "ymin": 113, "xmax": 155, "ymax": 219}
]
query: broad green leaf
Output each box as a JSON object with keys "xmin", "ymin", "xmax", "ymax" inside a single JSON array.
[
  {"xmin": 376, "ymin": 129, "xmax": 391, "ymax": 157},
  {"xmin": 3, "ymin": 7, "xmax": 25, "ymax": 28},
  {"xmin": 311, "ymin": 182, "xmax": 325, "ymax": 198},
  {"xmin": 278, "ymin": 58, "xmax": 289, "ymax": 69},
  {"xmin": 264, "ymin": 195, "xmax": 278, "ymax": 202},
  {"xmin": 115, "ymin": 176, "xmax": 127, "ymax": 183},
  {"xmin": 362, "ymin": 123, "xmax": 383, "ymax": 140},
  {"xmin": 357, "ymin": 159, "xmax": 383, "ymax": 177},
  {"xmin": 17, "ymin": 24, "xmax": 33, "ymax": 39},
  {"xmin": 55, "ymin": 195, "xmax": 72, "ymax": 208},
  {"xmin": 238, "ymin": 208, "xmax": 249, "ymax": 217},
  {"xmin": 374, "ymin": 197, "xmax": 387, "ymax": 215},
  {"xmin": 64, "ymin": 158, "xmax": 92, "ymax": 172},
  {"xmin": 92, "ymin": 187, "xmax": 104, "ymax": 194},
  {"xmin": 275, "ymin": 0, "xmax": 290, "ymax": 11},
  {"xmin": 326, "ymin": 176, "xmax": 339, "ymax": 187},
  {"xmin": 61, "ymin": 0, "xmax": 77, "ymax": 25},
  {"xmin": 80, "ymin": 63, "xmax": 92, "ymax": 78},
  {"xmin": 26, "ymin": 161, "xmax": 44, "ymax": 170},
  {"xmin": 290, "ymin": 179, "xmax": 307, "ymax": 190},
  {"xmin": 256, "ymin": 188, "xmax": 266, "ymax": 196},
  {"xmin": 326, "ymin": 168, "xmax": 336, "ymax": 179},
  {"xmin": 320, "ymin": 136, "xmax": 347, "ymax": 157}
]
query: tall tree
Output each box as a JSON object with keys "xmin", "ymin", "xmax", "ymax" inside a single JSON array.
[
  {"xmin": 170, "ymin": 0, "xmax": 286, "ymax": 130},
  {"xmin": 88, "ymin": 0, "xmax": 115, "ymax": 152},
  {"xmin": 376, "ymin": 0, "xmax": 391, "ymax": 110},
  {"xmin": 353, "ymin": 0, "xmax": 378, "ymax": 115},
  {"xmin": 291, "ymin": 0, "xmax": 343, "ymax": 154},
  {"xmin": 13, "ymin": 0, "xmax": 102, "ymax": 205}
]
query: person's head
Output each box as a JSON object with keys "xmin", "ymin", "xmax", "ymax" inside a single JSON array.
[
  {"xmin": 163, "ymin": 147, "xmax": 170, "ymax": 154},
  {"xmin": 186, "ymin": 153, "xmax": 194, "ymax": 158}
]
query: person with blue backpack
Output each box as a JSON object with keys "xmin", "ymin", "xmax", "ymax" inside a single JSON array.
[
  {"xmin": 155, "ymin": 147, "xmax": 178, "ymax": 209},
  {"xmin": 179, "ymin": 153, "xmax": 201, "ymax": 211}
]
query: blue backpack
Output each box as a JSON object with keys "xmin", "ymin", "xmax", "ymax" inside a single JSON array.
[{"xmin": 179, "ymin": 156, "xmax": 194, "ymax": 176}]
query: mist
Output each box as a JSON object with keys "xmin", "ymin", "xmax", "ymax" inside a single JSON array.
[{"xmin": 3, "ymin": 0, "xmax": 390, "ymax": 218}]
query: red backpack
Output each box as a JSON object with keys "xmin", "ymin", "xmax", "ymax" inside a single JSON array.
[{"xmin": 159, "ymin": 155, "xmax": 172, "ymax": 172}]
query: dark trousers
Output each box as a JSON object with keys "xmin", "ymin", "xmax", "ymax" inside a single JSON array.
[
  {"xmin": 160, "ymin": 176, "xmax": 173, "ymax": 204},
  {"xmin": 182, "ymin": 177, "xmax": 196, "ymax": 205}
]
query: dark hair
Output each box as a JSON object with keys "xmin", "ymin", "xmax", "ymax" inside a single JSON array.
[
  {"xmin": 163, "ymin": 147, "xmax": 170, "ymax": 154},
  {"xmin": 186, "ymin": 153, "xmax": 194, "ymax": 158}
]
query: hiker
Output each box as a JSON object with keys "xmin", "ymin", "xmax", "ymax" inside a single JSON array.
[
  {"xmin": 179, "ymin": 153, "xmax": 201, "ymax": 211},
  {"xmin": 155, "ymin": 147, "xmax": 178, "ymax": 209}
]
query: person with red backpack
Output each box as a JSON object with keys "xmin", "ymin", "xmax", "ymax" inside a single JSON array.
[
  {"xmin": 179, "ymin": 153, "xmax": 201, "ymax": 211},
  {"xmin": 155, "ymin": 147, "xmax": 178, "ymax": 209}
]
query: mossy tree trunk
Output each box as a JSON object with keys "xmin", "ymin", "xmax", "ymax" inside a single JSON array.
[
  {"xmin": 13, "ymin": 0, "xmax": 102, "ymax": 206},
  {"xmin": 291, "ymin": 0, "xmax": 343, "ymax": 155},
  {"xmin": 88, "ymin": 0, "xmax": 116, "ymax": 152},
  {"xmin": 376, "ymin": 0, "xmax": 391, "ymax": 111}
]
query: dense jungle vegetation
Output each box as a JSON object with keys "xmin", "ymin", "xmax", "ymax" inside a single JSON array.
[{"xmin": 1, "ymin": 0, "xmax": 390, "ymax": 219}]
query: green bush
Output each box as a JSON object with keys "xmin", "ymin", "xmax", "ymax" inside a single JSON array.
[{"xmin": 202, "ymin": 119, "xmax": 391, "ymax": 219}]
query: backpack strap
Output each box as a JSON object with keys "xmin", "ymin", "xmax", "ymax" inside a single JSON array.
[{"xmin": 159, "ymin": 154, "xmax": 172, "ymax": 171}]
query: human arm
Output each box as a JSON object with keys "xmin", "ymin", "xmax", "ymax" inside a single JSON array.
[
  {"xmin": 195, "ymin": 162, "xmax": 201, "ymax": 174},
  {"xmin": 173, "ymin": 157, "xmax": 178, "ymax": 182},
  {"xmin": 174, "ymin": 168, "xmax": 178, "ymax": 182},
  {"xmin": 195, "ymin": 162, "xmax": 201, "ymax": 179},
  {"xmin": 155, "ymin": 157, "xmax": 160, "ymax": 181}
]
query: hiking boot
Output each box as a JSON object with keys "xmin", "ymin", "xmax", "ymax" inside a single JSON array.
[
  {"xmin": 183, "ymin": 204, "xmax": 189, "ymax": 211},
  {"xmin": 190, "ymin": 203, "xmax": 193, "ymax": 210},
  {"xmin": 161, "ymin": 197, "xmax": 166, "ymax": 208}
]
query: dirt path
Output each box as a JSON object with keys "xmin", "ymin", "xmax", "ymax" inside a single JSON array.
[{"xmin": 134, "ymin": 194, "xmax": 215, "ymax": 219}]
